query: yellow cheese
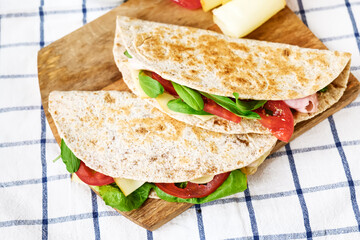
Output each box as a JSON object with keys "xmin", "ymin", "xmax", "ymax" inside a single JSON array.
[
  {"xmin": 127, "ymin": 65, "xmax": 149, "ymax": 99},
  {"xmin": 241, "ymin": 148, "xmax": 272, "ymax": 175},
  {"xmin": 194, "ymin": 114, "xmax": 216, "ymax": 121},
  {"xmin": 114, "ymin": 178, "xmax": 145, "ymax": 196},
  {"xmin": 213, "ymin": 0, "xmax": 286, "ymax": 38},
  {"xmin": 221, "ymin": 0, "xmax": 231, "ymax": 5},
  {"xmin": 71, "ymin": 173, "xmax": 86, "ymax": 185},
  {"xmin": 156, "ymin": 92, "xmax": 177, "ymax": 113},
  {"xmin": 201, "ymin": 0, "xmax": 222, "ymax": 12},
  {"xmin": 156, "ymin": 93, "xmax": 215, "ymax": 122},
  {"xmin": 190, "ymin": 175, "xmax": 215, "ymax": 184}
]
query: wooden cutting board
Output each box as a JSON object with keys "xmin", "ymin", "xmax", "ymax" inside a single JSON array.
[{"xmin": 37, "ymin": 0, "xmax": 360, "ymax": 231}]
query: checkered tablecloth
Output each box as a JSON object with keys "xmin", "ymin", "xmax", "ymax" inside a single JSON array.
[{"xmin": 0, "ymin": 0, "xmax": 360, "ymax": 239}]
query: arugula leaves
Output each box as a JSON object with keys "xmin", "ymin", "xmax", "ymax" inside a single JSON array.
[
  {"xmin": 154, "ymin": 170, "xmax": 247, "ymax": 204},
  {"xmin": 94, "ymin": 183, "xmax": 153, "ymax": 212},
  {"xmin": 60, "ymin": 139, "xmax": 80, "ymax": 173},
  {"xmin": 233, "ymin": 93, "xmax": 267, "ymax": 111},
  {"xmin": 167, "ymin": 99, "xmax": 213, "ymax": 115},
  {"xmin": 172, "ymin": 82, "xmax": 204, "ymax": 111},
  {"xmin": 123, "ymin": 50, "xmax": 132, "ymax": 59},
  {"xmin": 201, "ymin": 92, "xmax": 261, "ymax": 119},
  {"xmin": 138, "ymin": 71, "xmax": 164, "ymax": 98}
]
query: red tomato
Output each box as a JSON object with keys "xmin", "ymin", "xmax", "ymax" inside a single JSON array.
[
  {"xmin": 155, "ymin": 172, "xmax": 231, "ymax": 199},
  {"xmin": 151, "ymin": 72, "xmax": 178, "ymax": 96},
  {"xmin": 171, "ymin": 0, "xmax": 202, "ymax": 9},
  {"xmin": 76, "ymin": 161, "xmax": 114, "ymax": 186},
  {"xmin": 255, "ymin": 101, "xmax": 294, "ymax": 142},
  {"xmin": 203, "ymin": 98, "xmax": 242, "ymax": 123}
]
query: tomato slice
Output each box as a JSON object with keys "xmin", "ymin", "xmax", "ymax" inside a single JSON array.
[
  {"xmin": 170, "ymin": 0, "xmax": 202, "ymax": 9},
  {"xmin": 155, "ymin": 172, "xmax": 230, "ymax": 199},
  {"xmin": 76, "ymin": 161, "xmax": 115, "ymax": 186},
  {"xmin": 151, "ymin": 72, "xmax": 178, "ymax": 96},
  {"xmin": 203, "ymin": 98, "xmax": 242, "ymax": 123},
  {"xmin": 255, "ymin": 101, "xmax": 294, "ymax": 142}
]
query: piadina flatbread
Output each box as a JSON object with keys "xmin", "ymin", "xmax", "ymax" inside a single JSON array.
[
  {"xmin": 48, "ymin": 91, "xmax": 277, "ymax": 183},
  {"xmin": 113, "ymin": 16, "xmax": 351, "ymax": 134}
]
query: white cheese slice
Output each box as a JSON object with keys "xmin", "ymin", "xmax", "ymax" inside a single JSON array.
[
  {"xmin": 213, "ymin": 0, "xmax": 286, "ymax": 38},
  {"xmin": 190, "ymin": 175, "xmax": 215, "ymax": 184},
  {"xmin": 156, "ymin": 93, "xmax": 215, "ymax": 122},
  {"xmin": 114, "ymin": 178, "xmax": 145, "ymax": 196}
]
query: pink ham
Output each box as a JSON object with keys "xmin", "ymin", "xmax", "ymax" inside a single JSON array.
[{"xmin": 284, "ymin": 93, "xmax": 319, "ymax": 113}]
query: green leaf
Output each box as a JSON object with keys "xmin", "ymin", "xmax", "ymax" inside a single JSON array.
[
  {"xmin": 175, "ymin": 182, "xmax": 188, "ymax": 189},
  {"xmin": 97, "ymin": 183, "xmax": 153, "ymax": 211},
  {"xmin": 201, "ymin": 92, "xmax": 236, "ymax": 111},
  {"xmin": 233, "ymin": 93, "xmax": 267, "ymax": 111},
  {"xmin": 60, "ymin": 139, "xmax": 80, "ymax": 173},
  {"xmin": 154, "ymin": 170, "xmax": 247, "ymax": 204},
  {"xmin": 236, "ymin": 110, "xmax": 262, "ymax": 119},
  {"xmin": 52, "ymin": 154, "xmax": 61, "ymax": 163},
  {"xmin": 319, "ymin": 86, "xmax": 328, "ymax": 93},
  {"xmin": 172, "ymin": 82, "xmax": 204, "ymax": 111},
  {"xmin": 265, "ymin": 109, "xmax": 274, "ymax": 116},
  {"xmin": 123, "ymin": 50, "xmax": 132, "ymax": 58},
  {"xmin": 138, "ymin": 71, "xmax": 164, "ymax": 98},
  {"xmin": 167, "ymin": 99, "xmax": 212, "ymax": 115},
  {"xmin": 201, "ymin": 92, "xmax": 260, "ymax": 119},
  {"xmin": 92, "ymin": 170, "xmax": 247, "ymax": 210}
]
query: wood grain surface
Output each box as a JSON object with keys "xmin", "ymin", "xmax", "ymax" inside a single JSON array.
[{"xmin": 37, "ymin": 0, "xmax": 360, "ymax": 231}]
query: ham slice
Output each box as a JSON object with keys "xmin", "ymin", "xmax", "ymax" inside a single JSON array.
[{"xmin": 284, "ymin": 93, "xmax": 318, "ymax": 113}]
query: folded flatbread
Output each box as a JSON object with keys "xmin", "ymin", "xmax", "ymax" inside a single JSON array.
[
  {"xmin": 49, "ymin": 91, "xmax": 277, "ymax": 183},
  {"xmin": 113, "ymin": 16, "xmax": 351, "ymax": 135}
]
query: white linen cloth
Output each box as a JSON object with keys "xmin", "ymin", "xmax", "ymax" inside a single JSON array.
[{"xmin": 0, "ymin": 0, "xmax": 359, "ymax": 239}]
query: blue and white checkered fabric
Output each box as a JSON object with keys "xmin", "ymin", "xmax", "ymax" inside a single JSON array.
[{"xmin": 0, "ymin": 0, "xmax": 359, "ymax": 239}]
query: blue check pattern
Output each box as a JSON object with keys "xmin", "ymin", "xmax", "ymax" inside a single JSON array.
[{"xmin": 0, "ymin": 0, "xmax": 359, "ymax": 239}]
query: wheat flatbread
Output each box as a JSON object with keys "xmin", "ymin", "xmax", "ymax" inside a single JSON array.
[
  {"xmin": 113, "ymin": 16, "xmax": 351, "ymax": 135},
  {"xmin": 49, "ymin": 91, "xmax": 277, "ymax": 183},
  {"xmin": 116, "ymin": 16, "xmax": 351, "ymax": 100}
]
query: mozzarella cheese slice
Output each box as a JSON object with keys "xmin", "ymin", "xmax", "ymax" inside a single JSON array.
[
  {"xmin": 213, "ymin": 0, "xmax": 286, "ymax": 38},
  {"xmin": 114, "ymin": 178, "xmax": 145, "ymax": 196}
]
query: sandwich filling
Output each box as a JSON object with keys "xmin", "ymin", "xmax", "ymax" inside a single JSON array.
[
  {"xmin": 59, "ymin": 138, "xmax": 274, "ymax": 211},
  {"xmin": 123, "ymin": 50, "xmax": 326, "ymax": 142},
  {"xmin": 49, "ymin": 91, "xmax": 277, "ymax": 211}
]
